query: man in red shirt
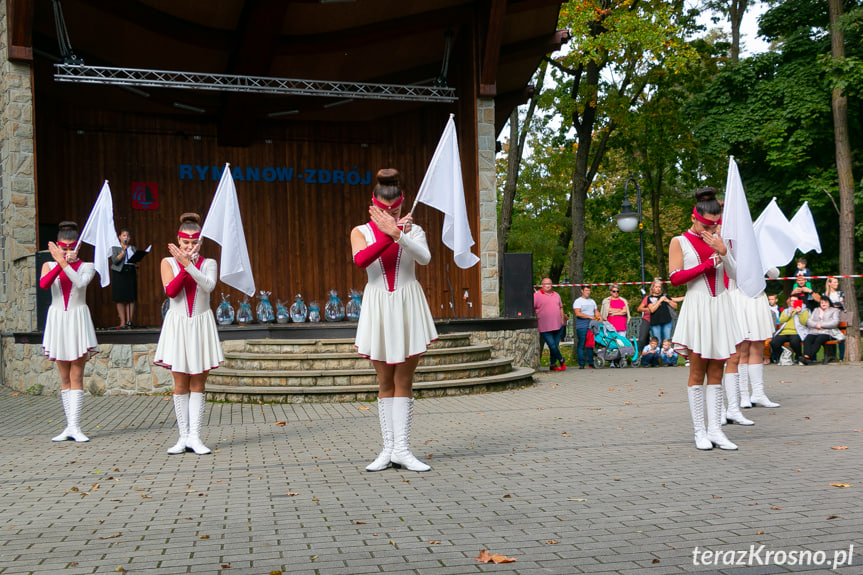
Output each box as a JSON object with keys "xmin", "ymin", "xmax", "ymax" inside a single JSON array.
[{"xmin": 534, "ymin": 278, "xmax": 567, "ymax": 371}]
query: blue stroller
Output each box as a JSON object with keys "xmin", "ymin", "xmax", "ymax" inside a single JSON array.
[{"xmin": 589, "ymin": 320, "xmax": 640, "ymax": 368}]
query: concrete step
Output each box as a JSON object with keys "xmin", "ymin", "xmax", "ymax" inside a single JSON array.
[
  {"xmin": 206, "ymin": 366, "xmax": 536, "ymax": 403},
  {"xmin": 221, "ymin": 344, "xmax": 493, "ymax": 371},
  {"xmin": 232, "ymin": 332, "xmax": 472, "ymax": 354}
]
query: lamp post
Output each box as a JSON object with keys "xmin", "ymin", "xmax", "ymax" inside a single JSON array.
[{"xmin": 615, "ymin": 177, "xmax": 646, "ymax": 294}]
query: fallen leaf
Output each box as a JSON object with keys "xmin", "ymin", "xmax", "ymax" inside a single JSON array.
[
  {"xmin": 770, "ymin": 506, "xmax": 782, "ymax": 510},
  {"xmin": 827, "ymin": 515, "xmax": 838, "ymax": 520},
  {"xmin": 275, "ymin": 421, "xmax": 286, "ymax": 426},
  {"xmin": 286, "ymin": 492, "xmax": 299, "ymax": 496},
  {"xmin": 475, "ymin": 549, "xmax": 517, "ymax": 564},
  {"xmin": 613, "ymin": 478, "xmax": 620, "ymax": 482},
  {"xmin": 115, "ymin": 568, "xmax": 126, "ymax": 573},
  {"xmin": 831, "ymin": 446, "xmax": 848, "ymax": 450},
  {"xmin": 503, "ymin": 494, "xmax": 511, "ymax": 498},
  {"xmin": 185, "ymin": 490, "xmax": 196, "ymax": 493},
  {"xmin": 199, "ymin": 535, "xmax": 209, "ymax": 539},
  {"xmin": 854, "ymin": 429, "xmax": 862, "ymax": 433},
  {"xmin": 355, "ymin": 521, "xmax": 366, "ymax": 524},
  {"xmin": 11, "ymin": 393, "xmax": 18, "ymax": 396},
  {"xmin": 68, "ymin": 563, "xmax": 78, "ymax": 567},
  {"xmin": 756, "ymin": 531, "xmax": 764, "ymax": 535},
  {"xmin": 141, "ymin": 494, "xmax": 151, "ymax": 498},
  {"xmin": 71, "ymin": 487, "xmax": 79, "ymax": 492},
  {"xmin": 568, "ymin": 498, "xmax": 586, "ymax": 502},
  {"xmin": 270, "ymin": 571, "xmax": 283, "ymax": 575},
  {"xmin": 92, "ymin": 484, "xmax": 100, "ymax": 490},
  {"xmin": 829, "ymin": 483, "xmax": 851, "ymax": 488},
  {"xmin": 545, "ymin": 540, "xmax": 559, "ymax": 545},
  {"xmin": 401, "ymin": 478, "xmax": 410, "ymax": 483},
  {"xmin": 310, "ymin": 555, "xmax": 318, "ymax": 560},
  {"xmin": 652, "ymin": 558, "xmax": 660, "ymax": 564},
  {"xmin": 358, "ymin": 406, "xmax": 370, "ymax": 410},
  {"xmin": 100, "ymin": 533, "xmax": 122, "ymax": 539},
  {"xmin": 220, "ymin": 563, "xmax": 231, "ymax": 568},
  {"xmin": 429, "ymin": 541, "xmax": 441, "ymax": 545},
  {"xmin": 712, "ymin": 495, "xmax": 721, "ymax": 499}
]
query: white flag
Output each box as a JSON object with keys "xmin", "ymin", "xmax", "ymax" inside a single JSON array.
[
  {"xmin": 412, "ymin": 116, "xmax": 480, "ymax": 269},
  {"xmin": 201, "ymin": 164, "xmax": 256, "ymax": 296},
  {"xmin": 77, "ymin": 181, "xmax": 122, "ymax": 288},
  {"xmin": 754, "ymin": 198, "xmax": 799, "ymax": 270},
  {"xmin": 721, "ymin": 158, "xmax": 765, "ymax": 297},
  {"xmin": 789, "ymin": 201, "xmax": 822, "ymax": 255}
]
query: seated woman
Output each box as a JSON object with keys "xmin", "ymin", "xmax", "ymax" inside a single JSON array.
[
  {"xmin": 799, "ymin": 297, "xmax": 840, "ymax": 365},
  {"xmin": 770, "ymin": 296, "xmax": 809, "ymax": 363}
]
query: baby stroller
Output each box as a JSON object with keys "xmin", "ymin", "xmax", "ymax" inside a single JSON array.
[{"xmin": 589, "ymin": 320, "xmax": 639, "ymax": 368}]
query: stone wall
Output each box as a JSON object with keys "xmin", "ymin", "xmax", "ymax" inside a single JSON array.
[
  {"xmin": 0, "ymin": 3, "xmax": 38, "ymax": 336},
  {"xmin": 1, "ymin": 327, "xmax": 538, "ymax": 396},
  {"xmin": 476, "ymin": 97, "xmax": 499, "ymax": 319},
  {"xmin": 1, "ymin": 338, "xmax": 173, "ymax": 396}
]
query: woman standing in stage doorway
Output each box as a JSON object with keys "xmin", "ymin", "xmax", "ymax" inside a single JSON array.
[
  {"xmin": 352, "ymin": 169, "xmax": 438, "ymax": 472},
  {"xmin": 669, "ymin": 188, "xmax": 743, "ymax": 451},
  {"xmin": 41, "ymin": 221, "xmax": 99, "ymax": 442},
  {"xmin": 110, "ymin": 228, "xmax": 138, "ymax": 328},
  {"xmin": 154, "ymin": 213, "xmax": 223, "ymax": 455}
]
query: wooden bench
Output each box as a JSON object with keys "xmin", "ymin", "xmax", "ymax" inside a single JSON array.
[{"xmin": 822, "ymin": 321, "xmax": 847, "ymax": 363}]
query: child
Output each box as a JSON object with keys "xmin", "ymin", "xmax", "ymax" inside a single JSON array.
[
  {"xmin": 661, "ymin": 338, "xmax": 679, "ymax": 367},
  {"xmin": 767, "ymin": 293, "xmax": 781, "ymax": 325},
  {"xmin": 641, "ymin": 337, "xmax": 661, "ymax": 367},
  {"xmin": 795, "ymin": 258, "xmax": 812, "ymax": 289}
]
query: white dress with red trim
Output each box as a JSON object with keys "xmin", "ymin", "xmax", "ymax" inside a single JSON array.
[
  {"xmin": 726, "ymin": 279, "xmax": 776, "ymax": 341},
  {"xmin": 671, "ymin": 232, "xmax": 743, "ymax": 360},
  {"xmin": 154, "ymin": 257, "xmax": 224, "ymax": 374},
  {"xmin": 42, "ymin": 262, "xmax": 99, "ymax": 361},
  {"xmin": 354, "ymin": 223, "xmax": 438, "ymax": 364}
]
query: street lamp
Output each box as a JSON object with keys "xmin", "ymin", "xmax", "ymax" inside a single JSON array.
[{"xmin": 615, "ymin": 177, "xmax": 646, "ymax": 294}]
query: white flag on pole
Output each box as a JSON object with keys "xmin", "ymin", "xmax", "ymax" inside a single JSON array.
[
  {"xmin": 201, "ymin": 164, "xmax": 256, "ymax": 297},
  {"xmin": 721, "ymin": 157, "xmax": 765, "ymax": 297},
  {"xmin": 412, "ymin": 115, "xmax": 480, "ymax": 269},
  {"xmin": 753, "ymin": 198, "xmax": 799, "ymax": 270},
  {"xmin": 77, "ymin": 180, "xmax": 122, "ymax": 288},
  {"xmin": 789, "ymin": 201, "xmax": 822, "ymax": 255}
]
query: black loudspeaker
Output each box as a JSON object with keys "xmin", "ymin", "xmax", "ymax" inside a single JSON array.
[
  {"xmin": 36, "ymin": 251, "xmax": 53, "ymax": 332},
  {"xmin": 502, "ymin": 252, "xmax": 534, "ymax": 318}
]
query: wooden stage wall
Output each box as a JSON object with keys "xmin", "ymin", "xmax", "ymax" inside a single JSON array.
[{"xmin": 35, "ymin": 107, "xmax": 482, "ymax": 329}]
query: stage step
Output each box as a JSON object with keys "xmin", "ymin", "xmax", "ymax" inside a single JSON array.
[{"xmin": 207, "ymin": 332, "xmax": 533, "ymax": 403}]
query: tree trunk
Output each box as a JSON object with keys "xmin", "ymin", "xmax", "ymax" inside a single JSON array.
[
  {"xmin": 829, "ymin": 0, "xmax": 859, "ymax": 363},
  {"xmin": 727, "ymin": 0, "xmax": 749, "ymax": 63},
  {"xmin": 498, "ymin": 110, "xmax": 519, "ymax": 274}
]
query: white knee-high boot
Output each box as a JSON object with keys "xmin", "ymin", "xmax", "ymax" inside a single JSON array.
[
  {"xmin": 166, "ymin": 393, "xmax": 190, "ymax": 454},
  {"xmin": 723, "ymin": 373, "xmax": 754, "ymax": 425},
  {"xmin": 66, "ymin": 390, "xmax": 89, "ymax": 442},
  {"xmin": 390, "ymin": 397, "xmax": 430, "ymax": 471},
  {"xmin": 706, "ymin": 385, "xmax": 738, "ymax": 450},
  {"xmin": 366, "ymin": 397, "xmax": 394, "ymax": 472},
  {"xmin": 687, "ymin": 386, "xmax": 712, "ymax": 450},
  {"xmin": 51, "ymin": 389, "xmax": 73, "ymax": 442},
  {"xmin": 748, "ymin": 363, "xmax": 780, "ymax": 407},
  {"xmin": 738, "ymin": 363, "xmax": 752, "ymax": 408},
  {"xmin": 186, "ymin": 392, "xmax": 211, "ymax": 455}
]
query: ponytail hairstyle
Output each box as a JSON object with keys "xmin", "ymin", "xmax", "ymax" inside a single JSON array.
[
  {"xmin": 57, "ymin": 221, "xmax": 79, "ymax": 242},
  {"xmin": 178, "ymin": 212, "xmax": 202, "ymax": 236},
  {"xmin": 373, "ymin": 169, "xmax": 402, "ymax": 203},
  {"xmin": 694, "ymin": 187, "xmax": 722, "ymax": 218}
]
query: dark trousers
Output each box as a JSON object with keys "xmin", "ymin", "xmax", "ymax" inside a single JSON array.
[
  {"xmin": 803, "ymin": 333, "xmax": 832, "ymax": 360},
  {"xmin": 540, "ymin": 329, "xmax": 565, "ymax": 367},
  {"xmin": 576, "ymin": 327, "xmax": 594, "ymax": 367},
  {"xmin": 642, "ymin": 352, "xmax": 660, "ymax": 367},
  {"xmin": 771, "ymin": 334, "xmax": 802, "ymax": 359}
]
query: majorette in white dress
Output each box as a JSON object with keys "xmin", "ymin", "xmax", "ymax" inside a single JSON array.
[
  {"xmin": 42, "ymin": 262, "xmax": 99, "ymax": 361},
  {"xmin": 154, "ymin": 257, "xmax": 223, "ymax": 374},
  {"xmin": 671, "ymin": 232, "xmax": 744, "ymax": 360},
  {"xmin": 726, "ymin": 279, "xmax": 776, "ymax": 342},
  {"xmin": 354, "ymin": 223, "xmax": 438, "ymax": 364}
]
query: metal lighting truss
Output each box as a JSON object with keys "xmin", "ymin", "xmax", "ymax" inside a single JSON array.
[{"xmin": 53, "ymin": 64, "xmax": 458, "ymax": 103}]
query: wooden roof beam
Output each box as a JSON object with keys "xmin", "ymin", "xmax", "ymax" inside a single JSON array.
[
  {"xmin": 7, "ymin": 0, "xmax": 34, "ymax": 61},
  {"xmin": 479, "ymin": 0, "xmax": 507, "ymax": 97},
  {"xmin": 499, "ymin": 29, "xmax": 570, "ymax": 65}
]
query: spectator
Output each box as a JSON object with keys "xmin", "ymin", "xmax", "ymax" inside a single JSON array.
[
  {"xmin": 643, "ymin": 279, "xmax": 679, "ymax": 342},
  {"xmin": 770, "ymin": 296, "xmax": 810, "ymax": 363},
  {"xmin": 796, "ymin": 257, "xmax": 812, "ymax": 287},
  {"xmin": 534, "ymin": 278, "xmax": 567, "ymax": 371},
  {"xmin": 641, "ymin": 337, "xmax": 661, "ymax": 367},
  {"xmin": 799, "ymin": 296, "xmax": 840, "ymax": 365},
  {"xmin": 661, "ymin": 338, "xmax": 679, "ymax": 366},
  {"xmin": 823, "ymin": 277, "xmax": 845, "ymax": 311},
  {"xmin": 573, "ymin": 285, "xmax": 602, "ymax": 369},
  {"xmin": 767, "ymin": 293, "xmax": 781, "ymax": 325},
  {"xmin": 790, "ymin": 275, "xmax": 816, "ymax": 310},
  {"xmin": 600, "ymin": 284, "xmax": 630, "ymax": 333}
]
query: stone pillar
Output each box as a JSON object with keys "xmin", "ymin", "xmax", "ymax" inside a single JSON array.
[
  {"xmin": 477, "ymin": 97, "xmax": 499, "ymax": 318},
  {"xmin": 0, "ymin": 3, "xmax": 38, "ymax": 339}
]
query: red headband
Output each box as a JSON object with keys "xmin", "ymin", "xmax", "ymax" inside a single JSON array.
[
  {"xmin": 692, "ymin": 206, "xmax": 721, "ymax": 226},
  {"xmin": 372, "ymin": 193, "xmax": 404, "ymax": 210},
  {"xmin": 178, "ymin": 231, "xmax": 201, "ymax": 239},
  {"xmin": 57, "ymin": 241, "xmax": 76, "ymax": 248}
]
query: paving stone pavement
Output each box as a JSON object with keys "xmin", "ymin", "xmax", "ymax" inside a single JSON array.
[{"xmin": 1, "ymin": 363, "xmax": 861, "ymax": 575}]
